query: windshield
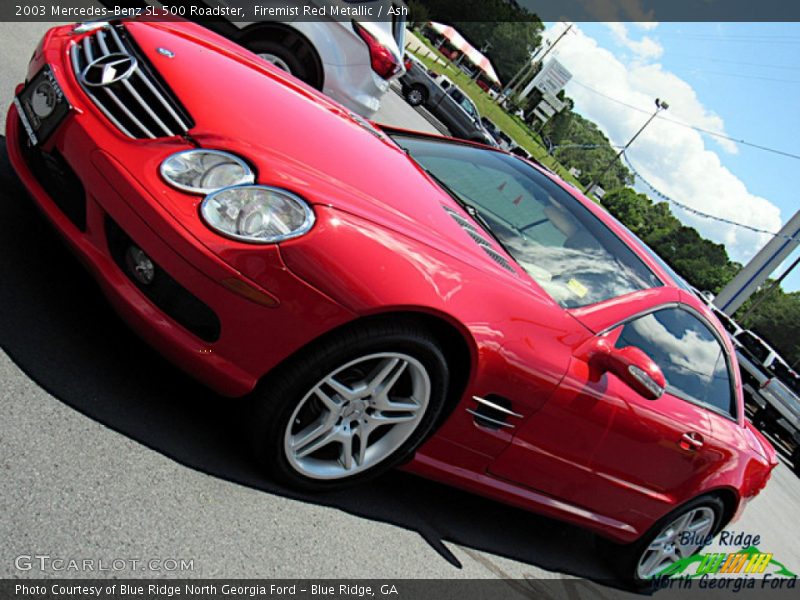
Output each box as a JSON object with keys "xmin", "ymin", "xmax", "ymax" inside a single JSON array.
[{"xmin": 393, "ymin": 135, "xmax": 662, "ymax": 308}]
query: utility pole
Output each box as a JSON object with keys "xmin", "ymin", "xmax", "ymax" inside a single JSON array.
[
  {"xmin": 585, "ymin": 98, "xmax": 669, "ymax": 197},
  {"xmin": 497, "ymin": 23, "xmax": 573, "ymax": 103}
]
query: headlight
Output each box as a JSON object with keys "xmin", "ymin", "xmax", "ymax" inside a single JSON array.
[
  {"xmin": 200, "ymin": 186, "xmax": 315, "ymax": 244},
  {"xmin": 160, "ymin": 150, "xmax": 254, "ymax": 194}
]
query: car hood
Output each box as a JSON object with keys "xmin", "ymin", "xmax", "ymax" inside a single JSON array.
[{"xmin": 125, "ymin": 21, "xmax": 509, "ymax": 274}]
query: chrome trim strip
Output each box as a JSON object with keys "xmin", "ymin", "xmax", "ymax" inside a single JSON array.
[
  {"xmin": 107, "ymin": 26, "xmax": 126, "ymax": 52},
  {"xmin": 122, "ymin": 79, "xmax": 173, "ymax": 137},
  {"xmin": 466, "ymin": 409, "xmax": 514, "ymax": 429},
  {"xmin": 96, "ymin": 29, "xmax": 110, "ymax": 54},
  {"xmin": 71, "ymin": 25, "xmax": 190, "ymax": 139},
  {"xmin": 82, "ymin": 36, "xmax": 94, "ymax": 62},
  {"xmin": 71, "ymin": 44, "xmax": 135, "ymax": 137},
  {"xmin": 134, "ymin": 70, "xmax": 190, "ymax": 132},
  {"xmin": 73, "ymin": 21, "xmax": 111, "ymax": 35},
  {"xmin": 102, "ymin": 87, "xmax": 155, "ymax": 138},
  {"xmin": 472, "ymin": 396, "xmax": 524, "ymax": 418}
]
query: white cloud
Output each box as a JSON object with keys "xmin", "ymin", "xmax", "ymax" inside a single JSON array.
[
  {"xmin": 605, "ymin": 22, "xmax": 663, "ymax": 60},
  {"xmin": 542, "ymin": 24, "xmax": 784, "ymax": 264}
]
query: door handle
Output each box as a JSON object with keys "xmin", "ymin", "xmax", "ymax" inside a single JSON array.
[{"xmin": 679, "ymin": 432, "xmax": 704, "ymax": 451}]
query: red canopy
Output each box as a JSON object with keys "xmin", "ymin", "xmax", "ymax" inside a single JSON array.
[{"xmin": 429, "ymin": 22, "xmax": 501, "ymax": 85}]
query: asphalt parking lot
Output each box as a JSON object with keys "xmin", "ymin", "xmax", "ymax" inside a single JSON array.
[{"xmin": 1, "ymin": 18, "xmax": 799, "ymax": 596}]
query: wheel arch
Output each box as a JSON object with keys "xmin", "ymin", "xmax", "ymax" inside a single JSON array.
[
  {"xmin": 705, "ymin": 486, "xmax": 741, "ymax": 532},
  {"xmin": 236, "ymin": 22, "xmax": 325, "ymax": 90},
  {"xmin": 411, "ymin": 83, "xmax": 429, "ymax": 97},
  {"xmin": 256, "ymin": 309, "xmax": 477, "ymax": 428},
  {"xmin": 660, "ymin": 486, "xmax": 740, "ymax": 537}
]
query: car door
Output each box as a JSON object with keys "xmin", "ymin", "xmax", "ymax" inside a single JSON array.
[
  {"xmin": 580, "ymin": 305, "xmax": 736, "ymax": 525},
  {"xmin": 488, "ymin": 301, "xmax": 724, "ymax": 523}
]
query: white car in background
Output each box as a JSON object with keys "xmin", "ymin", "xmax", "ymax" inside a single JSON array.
[{"xmin": 202, "ymin": 0, "xmax": 407, "ymax": 117}]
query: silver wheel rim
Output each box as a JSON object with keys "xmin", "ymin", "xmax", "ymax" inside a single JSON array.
[
  {"xmin": 257, "ymin": 53, "xmax": 292, "ymax": 73},
  {"xmin": 408, "ymin": 89, "xmax": 423, "ymax": 105},
  {"xmin": 284, "ymin": 352, "xmax": 431, "ymax": 480},
  {"xmin": 636, "ymin": 507, "xmax": 716, "ymax": 579}
]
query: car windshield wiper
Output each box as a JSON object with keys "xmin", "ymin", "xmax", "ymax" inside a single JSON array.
[{"xmin": 416, "ymin": 165, "xmax": 514, "ymax": 259}]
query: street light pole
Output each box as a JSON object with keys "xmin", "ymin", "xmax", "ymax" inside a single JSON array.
[
  {"xmin": 497, "ymin": 23, "xmax": 573, "ymax": 104},
  {"xmin": 585, "ymin": 98, "xmax": 669, "ymax": 197}
]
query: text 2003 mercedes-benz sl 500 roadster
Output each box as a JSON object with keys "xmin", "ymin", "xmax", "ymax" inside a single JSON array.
[{"xmin": 7, "ymin": 18, "xmax": 776, "ymax": 584}]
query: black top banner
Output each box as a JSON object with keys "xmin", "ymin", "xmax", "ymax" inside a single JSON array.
[{"xmin": 1, "ymin": 0, "xmax": 800, "ymax": 23}]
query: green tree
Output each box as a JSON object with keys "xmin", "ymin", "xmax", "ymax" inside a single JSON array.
[
  {"xmin": 482, "ymin": 21, "xmax": 542, "ymax": 84},
  {"xmin": 418, "ymin": 1, "xmax": 543, "ymax": 83},
  {"xmin": 542, "ymin": 111, "xmax": 632, "ymax": 191},
  {"xmin": 600, "ymin": 188, "xmax": 739, "ymax": 293},
  {"xmin": 407, "ymin": 0, "xmax": 430, "ymax": 27},
  {"xmin": 737, "ymin": 290, "xmax": 800, "ymax": 368}
]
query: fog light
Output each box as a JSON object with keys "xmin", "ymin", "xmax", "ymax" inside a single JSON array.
[{"xmin": 125, "ymin": 246, "xmax": 155, "ymax": 285}]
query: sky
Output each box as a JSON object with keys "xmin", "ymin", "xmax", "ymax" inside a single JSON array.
[{"xmin": 538, "ymin": 21, "xmax": 800, "ymax": 293}]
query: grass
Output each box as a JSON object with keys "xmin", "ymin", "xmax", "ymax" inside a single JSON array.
[{"xmin": 406, "ymin": 33, "xmax": 584, "ymax": 189}]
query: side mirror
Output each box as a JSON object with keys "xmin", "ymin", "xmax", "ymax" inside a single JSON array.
[{"xmin": 589, "ymin": 339, "xmax": 666, "ymax": 400}]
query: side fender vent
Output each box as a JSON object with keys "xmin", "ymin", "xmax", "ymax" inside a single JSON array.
[{"xmin": 467, "ymin": 395, "xmax": 524, "ymax": 430}]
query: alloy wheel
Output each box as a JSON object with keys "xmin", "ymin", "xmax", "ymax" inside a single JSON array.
[
  {"xmin": 407, "ymin": 89, "xmax": 423, "ymax": 105},
  {"xmin": 283, "ymin": 352, "xmax": 431, "ymax": 480},
  {"xmin": 258, "ymin": 53, "xmax": 293, "ymax": 73},
  {"xmin": 636, "ymin": 507, "xmax": 716, "ymax": 579}
]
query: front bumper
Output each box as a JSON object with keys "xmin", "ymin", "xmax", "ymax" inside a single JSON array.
[{"xmin": 6, "ymin": 25, "xmax": 354, "ymax": 397}]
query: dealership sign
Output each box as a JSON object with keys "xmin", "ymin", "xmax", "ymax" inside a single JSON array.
[{"xmin": 532, "ymin": 59, "xmax": 572, "ymax": 96}]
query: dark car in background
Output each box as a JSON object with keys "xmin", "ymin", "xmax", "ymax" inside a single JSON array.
[
  {"xmin": 481, "ymin": 116, "xmax": 516, "ymax": 151},
  {"xmin": 400, "ymin": 56, "xmax": 494, "ymax": 145}
]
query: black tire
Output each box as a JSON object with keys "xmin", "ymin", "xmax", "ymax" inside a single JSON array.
[
  {"xmin": 404, "ymin": 85, "xmax": 428, "ymax": 107},
  {"xmin": 603, "ymin": 494, "xmax": 726, "ymax": 590},
  {"xmin": 248, "ymin": 320, "xmax": 449, "ymax": 492},
  {"xmin": 243, "ymin": 38, "xmax": 320, "ymax": 90}
]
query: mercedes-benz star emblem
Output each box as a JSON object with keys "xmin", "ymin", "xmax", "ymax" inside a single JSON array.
[{"xmin": 80, "ymin": 53, "xmax": 137, "ymax": 88}]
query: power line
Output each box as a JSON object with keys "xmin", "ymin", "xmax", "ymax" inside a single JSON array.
[
  {"xmin": 544, "ymin": 142, "xmax": 789, "ymax": 240},
  {"xmin": 665, "ymin": 53, "xmax": 800, "ymax": 72},
  {"xmin": 679, "ymin": 69, "xmax": 800, "ymax": 85},
  {"xmin": 570, "ymin": 80, "xmax": 800, "ymax": 161},
  {"xmin": 621, "ymin": 153, "xmax": 793, "ymax": 240},
  {"xmin": 655, "ymin": 33, "xmax": 800, "ymax": 44}
]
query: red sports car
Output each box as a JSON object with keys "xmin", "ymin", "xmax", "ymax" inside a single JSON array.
[{"xmin": 7, "ymin": 18, "xmax": 777, "ymax": 585}]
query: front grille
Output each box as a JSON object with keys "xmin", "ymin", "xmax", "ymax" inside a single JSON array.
[
  {"xmin": 443, "ymin": 207, "xmax": 516, "ymax": 274},
  {"xmin": 105, "ymin": 217, "xmax": 221, "ymax": 342},
  {"xmin": 70, "ymin": 25, "xmax": 193, "ymax": 139},
  {"xmin": 18, "ymin": 117, "xmax": 86, "ymax": 230}
]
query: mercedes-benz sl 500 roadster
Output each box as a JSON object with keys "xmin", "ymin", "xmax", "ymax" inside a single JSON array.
[{"xmin": 7, "ymin": 18, "xmax": 777, "ymax": 585}]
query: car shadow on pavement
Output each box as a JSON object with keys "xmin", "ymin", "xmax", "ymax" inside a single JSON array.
[{"xmin": 0, "ymin": 139, "xmax": 627, "ymax": 591}]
